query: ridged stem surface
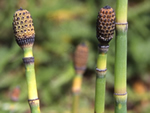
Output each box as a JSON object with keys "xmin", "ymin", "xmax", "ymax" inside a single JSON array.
[
  {"xmin": 23, "ymin": 47, "xmax": 41, "ymax": 113},
  {"xmin": 115, "ymin": 0, "xmax": 128, "ymax": 112},
  {"xmin": 24, "ymin": 62, "xmax": 38, "ymax": 99},
  {"xmin": 94, "ymin": 49, "xmax": 107, "ymax": 113},
  {"xmin": 116, "ymin": 0, "xmax": 128, "ymax": 22}
]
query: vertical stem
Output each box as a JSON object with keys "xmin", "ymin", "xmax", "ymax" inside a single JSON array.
[
  {"xmin": 72, "ymin": 94, "xmax": 79, "ymax": 113},
  {"xmin": 95, "ymin": 75, "xmax": 106, "ymax": 113},
  {"xmin": 114, "ymin": 25, "xmax": 127, "ymax": 113},
  {"xmin": 115, "ymin": 0, "xmax": 128, "ymax": 113},
  {"xmin": 12, "ymin": 8, "xmax": 41, "ymax": 113},
  {"xmin": 72, "ymin": 74, "xmax": 82, "ymax": 113},
  {"xmin": 116, "ymin": 0, "xmax": 128, "ymax": 23},
  {"xmin": 23, "ymin": 47, "xmax": 41, "ymax": 113},
  {"xmin": 24, "ymin": 61, "xmax": 38, "ymax": 99},
  {"xmin": 115, "ymin": 26, "xmax": 127, "ymax": 94},
  {"xmin": 23, "ymin": 47, "xmax": 33, "ymax": 58},
  {"xmin": 94, "ymin": 44, "xmax": 108, "ymax": 113},
  {"xmin": 72, "ymin": 43, "xmax": 88, "ymax": 113},
  {"xmin": 29, "ymin": 99, "xmax": 41, "ymax": 113}
]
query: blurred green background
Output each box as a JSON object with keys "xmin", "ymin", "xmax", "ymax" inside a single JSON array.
[{"xmin": 0, "ymin": 0, "xmax": 150, "ymax": 113}]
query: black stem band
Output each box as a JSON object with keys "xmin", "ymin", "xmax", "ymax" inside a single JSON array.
[
  {"xmin": 23, "ymin": 57, "xmax": 34, "ymax": 64},
  {"xmin": 96, "ymin": 68, "xmax": 107, "ymax": 72},
  {"xmin": 28, "ymin": 98, "xmax": 39, "ymax": 102},
  {"xmin": 98, "ymin": 44, "xmax": 109, "ymax": 53},
  {"xmin": 114, "ymin": 92, "xmax": 127, "ymax": 96}
]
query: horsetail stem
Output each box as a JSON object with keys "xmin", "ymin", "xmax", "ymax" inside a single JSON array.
[
  {"xmin": 114, "ymin": 0, "xmax": 128, "ymax": 113},
  {"xmin": 95, "ymin": 6, "xmax": 115, "ymax": 113},
  {"xmin": 13, "ymin": 8, "xmax": 41, "ymax": 113},
  {"xmin": 72, "ymin": 43, "xmax": 88, "ymax": 113}
]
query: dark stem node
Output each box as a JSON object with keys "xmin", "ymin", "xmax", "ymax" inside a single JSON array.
[
  {"xmin": 98, "ymin": 44, "xmax": 109, "ymax": 54},
  {"xmin": 23, "ymin": 57, "xmax": 34, "ymax": 64}
]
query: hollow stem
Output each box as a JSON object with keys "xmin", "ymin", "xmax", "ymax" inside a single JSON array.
[
  {"xmin": 23, "ymin": 47, "xmax": 41, "ymax": 113},
  {"xmin": 116, "ymin": 0, "xmax": 128, "ymax": 23},
  {"xmin": 24, "ymin": 58, "xmax": 38, "ymax": 99},
  {"xmin": 115, "ymin": 0, "xmax": 128, "ymax": 112},
  {"xmin": 94, "ymin": 44, "xmax": 108, "ymax": 113}
]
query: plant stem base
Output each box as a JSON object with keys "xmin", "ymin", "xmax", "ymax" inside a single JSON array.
[{"xmin": 114, "ymin": 94, "xmax": 127, "ymax": 113}]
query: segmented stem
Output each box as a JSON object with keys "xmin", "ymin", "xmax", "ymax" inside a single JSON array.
[
  {"xmin": 72, "ymin": 43, "xmax": 88, "ymax": 113},
  {"xmin": 94, "ymin": 44, "xmax": 108, "ymax": 113},
  {"xmin": 23, "ymin": 48, "xmax": 41, "ymax": 113},
  {"xmin": 114, "ymin": 0, "xmax": 128, "ymax": 112},
  {"xmin": 13, "ymin": 8, "xmax": 41, "ymax": 113}
]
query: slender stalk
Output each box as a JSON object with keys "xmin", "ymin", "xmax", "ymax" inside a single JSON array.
[
  {"xmin": 23, "ymin": 47, "xmax": 40, "ymax": 113},
  {"xmin": 94, "ymin": 44, "xmax": 108, "ymax": 113},
  {"xmin": 72, "ymin": 94, "xmax": 79, "ymax": 113},
  {"xmin": 13, "ymin": 8, "xmax": 41, "ymax": 113},
  {"xmin": 114, "ymin": 0, "xmax": 128, "ymax": 113},
  {"xmin": 23, "ymin": 48, "xmax": 40, "ymax": 113},
  {"xmin": 95, "ymin": 6, "xmax": 115, "ymax": 113},
  {"xmin": 72, "ymin": 43, "xmax": 88, "ymax": 113},
  {"xmin": 23, "ymin": 57, "xmax": 38, "ymax": 99},
  {"xmin": 72, "ymin": 74, "xmax": 82, "ymax": 113}
]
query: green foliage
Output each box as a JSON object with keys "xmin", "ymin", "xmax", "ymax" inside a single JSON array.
[{"xmin": 0, "ymin": 0, "xmax": 150, "ymax": 112}]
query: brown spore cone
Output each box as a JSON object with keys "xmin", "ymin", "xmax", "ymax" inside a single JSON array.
[
  {"xmin": 12, "ymin": 8, "xmax": 35, "ymax": 48},
  {"xmin": 74, "ymin": 43, "xmax": 88, "ymax": 74},
  {"xmin": 96, "ymin": 6, "xmax": 115, "ymax": 44}
]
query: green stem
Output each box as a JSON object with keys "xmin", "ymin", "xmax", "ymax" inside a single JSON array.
[
  {"xmin": 72, "ymin": 74, "xmax": 82, "ymax": 113},
  {"xmin": 116, "ymin": 0, "xmax": 128, "ymax": 23},
  {"xmin": 94, "ymin": 45, "xmax": 108, "ymax": 113},
  {"xmin": 23, "ymin": 47, "xmax": 41, "ymax": 113},
  {"xmin": 23, "ymin": 47, "xmax": 33, "ymax": 58},
  {"xmin": 29, "ymin": 99, "xmax": 41, "ymax": 113},
  {"xmin": 114, "ymin": 25, "xmax": 127, "ymax": 113},
  {"xmin": 115, "ymin": 0, "xmax": 128, "ymax": 112},
  {"xmin": 95, "ymin": 75, "xmax": 106, "ymax": 113},
  {"xmin": 24, "ymin": 61, "xmax": 38, "ymax": 100},
  {"xmin": 114, "ymin": 25, "xmax": 127, "ymax": 94},
  {"xmin": 72, "ymin": 94, "xmax": 79, "ymax": 113},
  {"xmin": 114, "ymin": 94, "xmax": 127, "ymax": 113}
]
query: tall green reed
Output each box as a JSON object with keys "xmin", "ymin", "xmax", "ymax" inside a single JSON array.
[{"xmin": 114, "ymin": 0, "xmax": 128, "ymax": 113}]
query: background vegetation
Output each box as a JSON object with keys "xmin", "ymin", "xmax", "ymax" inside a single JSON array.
[{"xmin": 0, "ymin": 0, "xmax": 150, "ymax": 113}]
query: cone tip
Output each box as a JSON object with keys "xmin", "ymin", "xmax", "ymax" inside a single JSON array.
[{"xmin": 103, "ymin": 5, "xmax": 111, "ymax": 9}]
